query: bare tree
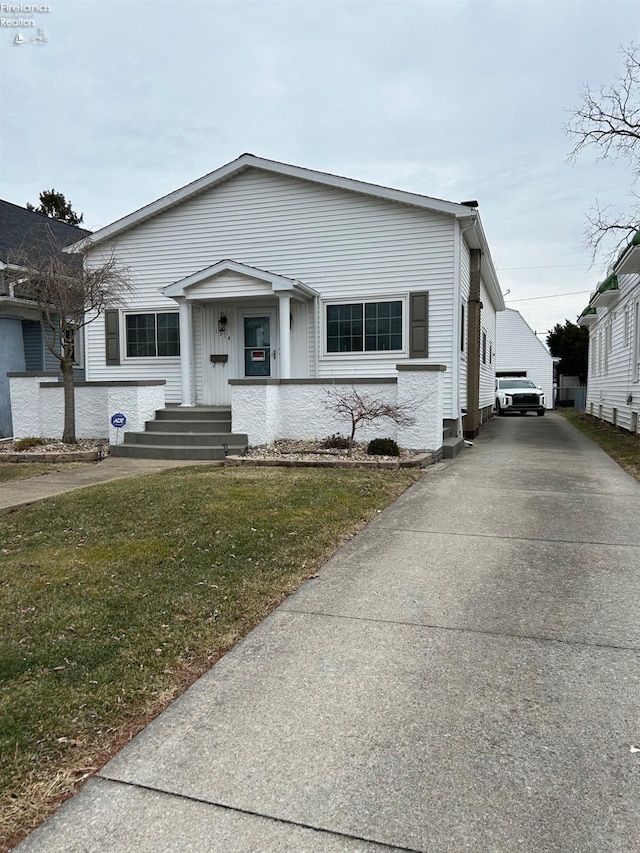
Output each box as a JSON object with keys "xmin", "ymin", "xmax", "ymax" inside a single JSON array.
[
  {"xmin": 566, "ymin": 43, "xmax": 640, "ymax": 262},
  {"xmin": 7, "ymin": 225, "xmax": 130, "ymax": 443},
  {"xmin": 324, "ymin": 386, "xmax": 416, "ymax": 456}
]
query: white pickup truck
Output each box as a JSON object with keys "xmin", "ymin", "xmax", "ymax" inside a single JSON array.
[{"xmin": 495, "ymin": 377, "xmax": 546, "ymax": 416}]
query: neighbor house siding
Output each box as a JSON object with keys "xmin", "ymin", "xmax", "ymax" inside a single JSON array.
[
  {"xmin": 496, "ymin": 309, "xmax": 554, "ymax": 408},
  {"xmin": 84, "ymin": 169, "xmax": 457, "ymax": 411},
  {"xmin": 22, "ymin": 320, "xmax": 43, "ymax": 370},
  {"xmin": 585, "ymin": 271, "xmax": 640, "ymax": 431}
]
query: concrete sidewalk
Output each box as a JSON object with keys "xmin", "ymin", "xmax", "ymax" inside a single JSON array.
[
  {"xmin": 14, "ymin": 414, "xmax": 640, "ymax": 852},
  {"xmin": 0, "ymin": 456, "xmax": 223, "ymax": 515}
]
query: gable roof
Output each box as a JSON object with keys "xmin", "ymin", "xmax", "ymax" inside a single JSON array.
[
  {"xmin": 71, "ymin": 153, "xmax": 478, "ymax": 251},
  {"xmin": 67, "ymin": 153, "xmax": 503, "ymax": 310},
  {"xmin": 164, "ymin": 259, "xmax": 319, "ymax": 300},
  {"xmin": 0, "ymin": 199, "xmax": 90, "ymax": 264}
]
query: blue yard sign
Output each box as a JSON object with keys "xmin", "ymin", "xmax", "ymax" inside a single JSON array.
[{"xmin": 111, "ymin": 413, "xmax": 127, "ymax": 429}]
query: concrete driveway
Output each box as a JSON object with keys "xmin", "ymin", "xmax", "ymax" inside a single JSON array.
[{"xmin": 15, "ymin": 413, "xmax": 640, "ymax": 852}]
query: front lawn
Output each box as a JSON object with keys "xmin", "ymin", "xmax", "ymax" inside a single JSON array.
[
  {"xmin": 0, "ymin": 462, "xmax": 85, "ymax": 484},
  {"xmin": 0, "ymin": 465, "xmax": 421, "ymax": 850}
]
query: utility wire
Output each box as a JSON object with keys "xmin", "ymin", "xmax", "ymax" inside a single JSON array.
[
  {"xmin": 505, "ymin": 289, "xmax": 591, "ymax": 303},
  {"xmin": 496, "ymin": 263, "xmax": 589, "ymax": 271}
]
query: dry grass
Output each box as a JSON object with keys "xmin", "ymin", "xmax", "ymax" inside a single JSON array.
[
  {"xmin": 0, "ymin": 462, "xmax": 86, "ymax": 484},
  {"xmin": 560, "ymin": 410, "xmax": 640, "ymax": 483}
]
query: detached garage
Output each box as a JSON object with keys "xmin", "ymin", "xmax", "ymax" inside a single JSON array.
[{"xmin": 495, "ymin": 308, "xmax": 554, "ymax": 409}]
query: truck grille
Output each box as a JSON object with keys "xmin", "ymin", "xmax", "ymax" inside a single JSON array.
[{"xmin": 512, "ymin": 394, "xmax": 539, "ymax": 405}]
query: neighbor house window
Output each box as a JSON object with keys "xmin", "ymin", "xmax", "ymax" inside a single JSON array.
[
  {"xmin": 126, "ymin": 312, "xmax": 180, "ymax": 357},
  {"xmin": 326, "ymin": 300, "xmax": 403, "ymax": 353},
  {"xmin": 482, "ymin": 330, "xmax": 487, "ymax": 364},
  {"xmin": 63, "ymin": 325, "xmax": 83, "ymax": 367},
  {"xmin": 624, "ymin": 307, "xmax": 630, "ymax": 347}
]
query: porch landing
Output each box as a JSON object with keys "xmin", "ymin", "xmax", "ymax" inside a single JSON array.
[{"xmin": 110, "ymin": 407, "xmax": 248, "ymax": 461}]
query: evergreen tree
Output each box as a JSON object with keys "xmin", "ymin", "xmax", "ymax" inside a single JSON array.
[
  {"xmin": 547, "ymin": 320, "xmax": 589, "ymax": 384},
  {"xmin": 26, "ymin": 189, "xmax": 84, "ymax": 226}
]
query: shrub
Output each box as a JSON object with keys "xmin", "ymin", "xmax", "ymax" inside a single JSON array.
[
  {"xmin": 367, "ymin": 437, "xmax": 400, "ymax": 457},
  {"xmin": 13, "ymin": 437, "xmax": 46, "ymax": 451},
  {"xmin": 321, "ymin": 433, "xmax": 350, "ymax": 450}
]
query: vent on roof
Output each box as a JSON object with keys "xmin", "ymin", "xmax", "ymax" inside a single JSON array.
[{"xmin": 460, "ymin": 200, "xmax": 478, "ymax": 208}]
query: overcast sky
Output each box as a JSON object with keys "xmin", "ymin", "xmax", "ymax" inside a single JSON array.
[{"xmin": 1, "ymin": 0, "xmax": 638, "ymax": 340}]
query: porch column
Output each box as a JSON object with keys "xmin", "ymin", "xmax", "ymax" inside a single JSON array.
[
  {"xmin": 178, "ymin": 298, "xmax": 194, "ymax": 406},
  {"xmin": 278, "ymin": 293, "xmax": 291, "ymax": 379}
]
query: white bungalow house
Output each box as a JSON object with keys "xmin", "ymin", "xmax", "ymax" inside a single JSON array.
[
  {"xmin": 495, "ymin": 308, "xmax": 555, "ymax": 409},
  {"xmin": 577, "ymin": 230, "xmax": 640, "ymax": 434},
  {"xmin": 11, "ymin": 154, "xmax": 504, "ymax": 457}
]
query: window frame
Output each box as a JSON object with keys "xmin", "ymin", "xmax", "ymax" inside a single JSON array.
[
  {"xmin": 124, "ymin": 310, "xmax": 180, "ymax": 360},
  {"xmin": 323, "ymin": 296, "xmax": 406, "ymax": 358}
]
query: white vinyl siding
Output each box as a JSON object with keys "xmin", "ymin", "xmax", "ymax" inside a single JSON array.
[
  {"xmin": 585, "ymin": 272, "xmax": 640, "ymax": 432},
  {"xmin": 85, "ymin": 168, "xmax": 457, "ymax": 409},
  {"xmin": 479, "ymin": 277, "xmax": 498, "ymax": 410},
  {"xmin": 496, "ymin": 309, "xmax": 554, "ymax": 408},
  {"xmin": 458, "ymin": 238, "xmax": 470, "ymax": 409}
]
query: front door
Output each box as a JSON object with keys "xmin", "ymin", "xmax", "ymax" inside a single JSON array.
[{"xmin": 244, "ymin": 315, "xmax": 272, "ymax": 377}]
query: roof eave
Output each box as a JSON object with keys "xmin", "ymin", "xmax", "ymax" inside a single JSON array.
[
  {"xmin": 615, "ymin": 244, "xmax": 640, "ymax": 276},
  {"xmin": 461, "ymin": 215, "xmax": 504, "ymax": 311}
]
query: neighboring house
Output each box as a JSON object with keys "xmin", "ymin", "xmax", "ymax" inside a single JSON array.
[
  {"xmin": 68, "ymin": 154, "xmax": 503, "ymax": 449},
  {"xmin": 495, "ymin": 308, "xmax": 554, "ymax": 409},
  {"xmin": 0, "ymin": 200, "xmax": 90, "ymax": 436},
  {"xmin": 577, "ymin": 229, "xmax": 640, "ymax": 434}
]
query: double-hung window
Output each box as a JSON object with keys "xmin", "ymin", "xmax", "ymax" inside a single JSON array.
[
  {"xmin": 126, "ymin": 312, "xmax": 180, "ymax": 358},
  {"xmin": 326, "ymin": 300, "xmax": 403, "ymax": 353}
]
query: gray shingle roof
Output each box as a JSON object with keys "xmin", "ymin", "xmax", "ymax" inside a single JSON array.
[{"xmin": 0, "ymin": 199, "xmax": 91, "ymax": 263}]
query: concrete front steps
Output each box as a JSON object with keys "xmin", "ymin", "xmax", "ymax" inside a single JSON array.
[
  {"xmin": 442, "ymin": 420, "xmax": 464, "ymax": 459},
  {"xmin": 110, "ymin": 407, "xmax": 248, "ymax": 460}
]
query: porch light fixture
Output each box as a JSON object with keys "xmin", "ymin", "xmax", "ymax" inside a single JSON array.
[{"xmin": 218, "ymin": 313, "xmax": 228, "ymax": 334}]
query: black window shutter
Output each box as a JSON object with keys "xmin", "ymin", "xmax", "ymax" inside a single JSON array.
[
  {"xmin": 105, "ymin": 309, "xmax": 120, "ymax": 365},
  {"xmin": 409, "ymin": 292, "xmax": 429, "ymax": 358}
]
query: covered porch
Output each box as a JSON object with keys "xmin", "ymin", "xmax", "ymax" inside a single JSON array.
[{"xmin": 163, "ymin": 260, "xmax": 319, "ymax": 407}]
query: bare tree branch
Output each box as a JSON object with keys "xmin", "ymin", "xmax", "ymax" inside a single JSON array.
[
  {"xmin": 566, "ymin": 43, "xmax": 640, "ymax": 263},
  {"xmin": 6, "ymin": 224, "xmax": 131, "ymax": 443},
  {"xmin": 584, "ymin": 196, "xmax": 640, "ymax": 265},
  {"xmin": 566, "ymin": 43, "xmax": 640, "ymax": 171},
  {"xmin": 324, "ymin": 386, "xmax": 416, "ymax": 456}
]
